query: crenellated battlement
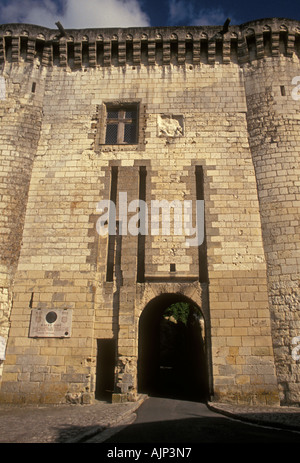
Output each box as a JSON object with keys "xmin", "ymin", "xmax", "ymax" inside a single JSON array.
[{"xmin": 0, "ymin": 17, "xmax": 300, "ymax": 69}]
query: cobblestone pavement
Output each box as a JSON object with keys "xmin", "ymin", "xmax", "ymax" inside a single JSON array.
[
  {"xmin": 0, "ymin": 396, "xmax": 146, "ymax": 443},
  {"xmin": 0, "ymin": 395, "xmax": 299, "ymax": 443}
]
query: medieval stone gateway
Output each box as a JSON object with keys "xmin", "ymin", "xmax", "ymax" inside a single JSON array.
[
  {"xmin": 0, "ymin": 18, "xmax": 299, "ymax": 406},
  {"xmin": 137, "ymin": 292, "xmax": 209, "ymax": 402}
]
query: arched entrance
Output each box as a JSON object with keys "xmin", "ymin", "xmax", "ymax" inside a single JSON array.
[{"xmin": 138, "ymin": 293, "xmax": 209, "ymax": 402}]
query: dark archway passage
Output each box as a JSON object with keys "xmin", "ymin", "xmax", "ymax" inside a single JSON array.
[{"xmin": 138, "ymin": 294, "xmax": 209, "ymax": 402}]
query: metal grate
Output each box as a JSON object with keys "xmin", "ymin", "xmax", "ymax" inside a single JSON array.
[
  {"xmin": 105, "ymin": 123, "xmax": 118, "ymax": 144},
  {"xmin": 125, "ymin": 110, "xmax": 136, "ymax": 119},
  {"xmin": 107, "ymin": 110, "xmax": 119, "ymax": 119},
  {"xmin": 124, "ymin": 123, "xmax": 136, "ymax": 143}
]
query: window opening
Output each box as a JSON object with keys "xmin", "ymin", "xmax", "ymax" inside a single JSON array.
[
  {"xmin": 263, "ymin": 31, "xmax": 272, "ymax": 57},
  {"xmin": 105, "ymin": 105, "xmax": 138, "ymax": 144},
  {"xmin": 185, "ymin": 40, "xmax": 193, "ymax": 63},
  {"xmin": 35, "ymin": 39, "xmax": 44, "ymax": 62},
  {"xmin": 4, "ymin": 37, "xmax": 12, "ymax": 62},
  {"xmin": 215, "ymin": 40, "xmax": 223, "ymax": 63},
  {"xmin": 20, "ymin": 37, "xmax": 28, "ymax": 61},
  {"xmin": 67, "ymin": 42, "xmax": 74, "ymax": 67}
]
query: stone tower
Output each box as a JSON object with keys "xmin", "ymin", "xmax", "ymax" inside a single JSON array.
[{"xmin": 0, "ymin": 18, "xmax": 299, "ymax": 406}]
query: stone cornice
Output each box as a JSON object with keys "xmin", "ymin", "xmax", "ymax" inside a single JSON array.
[{"xmin": 0, "ymin": 17, "xmax": 299, "ymax": 68}]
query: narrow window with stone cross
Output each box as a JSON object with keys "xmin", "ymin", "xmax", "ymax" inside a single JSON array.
[{"xmin": 105, "ymin": 104, "xmax": 138, "ymax": 144}]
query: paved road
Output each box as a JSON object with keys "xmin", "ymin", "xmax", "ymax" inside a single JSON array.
[{"xmin": 99, "ymin": 396, "xmax": 300, "ymax": 444}]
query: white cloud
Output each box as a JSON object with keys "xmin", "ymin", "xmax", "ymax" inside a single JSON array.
[
  {"xmin": 192, "ymin": 8, "xmax": 229, "ymax": 26},
  {"xmin": 0, "ymin": 0, "xmax": 151, "ymax": 28},
  {"xmin": 168, "ymin": 0, "xmax": 237, "ymax": 26},
  {"xmin": 168, "ymin": 0, "xmax": 191, "ymax": 24}
]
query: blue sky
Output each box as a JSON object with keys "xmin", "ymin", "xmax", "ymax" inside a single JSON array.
[{"xmin": 0, "ymin": 0, "xmax": 299, "ymax": 29}]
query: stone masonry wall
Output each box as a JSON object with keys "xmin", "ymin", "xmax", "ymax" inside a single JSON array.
[
  {"xmin": 0, "ymin": 62, "xmax": 46, "ymax": 381},
  {"xmin": 244, "ymin": 56, "xmax": 300, "ymax": 404},
  {"xmin": 0, "ymin": 18, "xmax": 299, "ymax": 405}
]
